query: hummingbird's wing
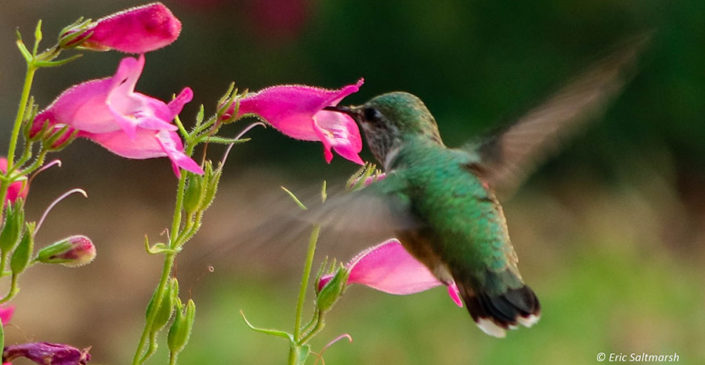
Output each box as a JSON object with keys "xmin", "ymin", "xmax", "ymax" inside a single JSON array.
[
  {"xmin": 304, "ymin": 171, "xmax": 421, "ymax": 237},
  {"xmin": 470, "ymin": 35, "xmax": 649, "ymax": 198}
]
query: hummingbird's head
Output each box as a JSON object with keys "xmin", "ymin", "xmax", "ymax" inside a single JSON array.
[{"xmin": 327, "ymin": 92, "xmax": 442, "ymax": 168}]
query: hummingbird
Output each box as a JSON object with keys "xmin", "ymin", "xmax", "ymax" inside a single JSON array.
[{"xmin": 323, "ymin": 38, "xmax": 646, "ymax": 337}]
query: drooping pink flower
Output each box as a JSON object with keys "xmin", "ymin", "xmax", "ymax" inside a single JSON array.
[
  {"xmin": 70, "ymin": 2, "xmax": 181, "ymax": 53},
  {"xmin": 2, "ymin": 342, "xmax": 91, "ymax": 365},
  {"xmin": 318, "ymin": 239, "xmax": 463, "ymax": 307},
  {"xmin": 227, "ymin": 79, "xmax": 364, "ymax": 164},
  {"xmin": 0, "ymin": 159, "xmax": 28, "ymax": 206},
  {"xmin": 32, "ymin": 56, "xmax": 202, "ymax": 177}
]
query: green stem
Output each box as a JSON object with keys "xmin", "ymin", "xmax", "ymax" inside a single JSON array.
[
  {"xmin": 299, "ymin": 311, "xmax": 325, "ymax": 345},
  {"xmin": 293, "ymin": 225, "xmax": 320, "ymax": 341},
  {"xmin": 132, "ymin": 169, "xmax": 189, "ymax": 365},
  {"xmin": 6, "ymin": 64, "xmax": 37, "ymax": 171},
  {"xmin": 0, "ymin": 65, "xmax": 37, "ymax": 207},
  {"xmin": 288, "ymin": 225, "xmax": 320, "ymax": 365},
  {"xmin": 132, "ymin": 253, "xmax": 176, "ymax": 365}
]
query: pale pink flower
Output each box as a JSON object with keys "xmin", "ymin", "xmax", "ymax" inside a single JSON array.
[
  {"xmin": 0, "ymin": 158, "xmax": 28, "ymax": 205},
  {"xmin": 71, "ymin": 2, "xmax": 181, "ymax": 53},
  {"xmin": 318, "ymin": 239, "xmax": 462, "ymax": 307},
  {"xmin": 227, "ymin": 79, "xmax": 364, "ymax": 164},
  {"xmin": 32, "ymin": 56, "xmax": 202, "ymax": 177}
]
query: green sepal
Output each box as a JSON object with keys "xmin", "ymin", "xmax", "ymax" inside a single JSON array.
[
  {"xmin": 0, "ymin": 200, "xmax": 25, "ymax": 255},
  {"xmin": 240, "ymin": 310, "xmax": 294, "ymax": 341},
  {"xmin": 203, "ymin": 136, "xmax": 251, "ymax": 145},
  {"xmin": 35, "ymin": 239, "xmax": 72, "ymax": 264},
  {"xmin": 201, "ymin": 162, "xmax": 221, "ymax": 211},
  {"xmin": 11, "ymin": 222, "xmax": 35, "ymax": 275},
  {"xmin": 35, "ymin": 54, "xmax": 83, "ymax": 68},
  {"xmin": 167, "ymin": 299, "xmax": 196, "ymax": 356}
]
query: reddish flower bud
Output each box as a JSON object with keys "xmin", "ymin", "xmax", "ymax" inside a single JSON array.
[
  {"xmin": 36, "ymin": 235, "xmax": 96, "ymax": 268},
  {"xmin": 0, "ymin": 158, "xmax": 28, "ymax": 206}
]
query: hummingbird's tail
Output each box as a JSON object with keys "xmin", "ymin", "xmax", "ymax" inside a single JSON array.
[{"xmin": 455, "ymin": 270, "xmax": 541, "ymax": 338}]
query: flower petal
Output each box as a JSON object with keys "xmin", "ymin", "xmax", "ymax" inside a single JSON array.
[
  {"xmin": 82, "ymin": 129, "xmax": 203, "ymax": 176},
  {"xmin": 312, "ymin": 110, "xmax": 363, "ymax": 164},
  {"xmin": 345, "ymin": 239, "xmax": 443, "ymax": 295}
]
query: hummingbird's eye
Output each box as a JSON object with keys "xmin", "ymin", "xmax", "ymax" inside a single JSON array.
[{"xmin": 363, "ymin": 107, "xmax": 383, "ymax": 122}]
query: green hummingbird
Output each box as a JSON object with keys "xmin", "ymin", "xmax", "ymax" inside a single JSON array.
[{"xmin": 324, "ymin": 39, "xmax": 646, "ymax": 337}]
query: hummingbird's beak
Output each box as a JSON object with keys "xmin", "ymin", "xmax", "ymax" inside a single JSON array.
[{"xmin": 323, "ymin": 105, "xmax": 361, "ymax": 121}]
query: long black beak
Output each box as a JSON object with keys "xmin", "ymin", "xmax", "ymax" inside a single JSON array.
[{"xmin": 324, "ymin": 105, "xmax": 361, "ymax": 121}]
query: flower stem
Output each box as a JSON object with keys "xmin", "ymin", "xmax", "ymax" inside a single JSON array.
[
  {"xmin": 6, "ymin": 64, "xmax": 37, "ymax": 171},
  {"xmin": 0, "ymin": 64, "xmax": 37, "ymax": 207},
  {"xmin": 288, "ymin": 224, "xmax": 320, "ymax": 365},
  {"xmin": 132, "ymin": 168, "xmax": 188, "ymax": 365}
]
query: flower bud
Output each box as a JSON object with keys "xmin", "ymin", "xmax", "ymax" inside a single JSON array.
[
  {"xmin": 2, "ymin": 342, "xmax": 91, "ymax": 365},
  {"xmin": 11, "ymin": 223, "xmax": 35, "ymax": 275},
  {"xmin": 0, "ymin": 158, "xmax": 29, "ymax": 207},
  {"xmin": 183, "ymin": 174, "xmax": 204, "ymax": 215},
  {"xmin": 36, "ymin": 235, "xmax": 96, "ymax": 267},
  {"xmin": 0, "ymin": 200, "xmax": 25, "ymax": 255},
  {"xmin": 168, "ymin": 299, "xmax": 196, "ymax": 357},
  {"xmin": 63, "ymin": 2, "xmax": 182, "ymax": 54},
  {"xmin": 148, "ymin": 278, "xmax": 178, "ymax": 336},
  {"xmin": 316, "ymin": 265, "xmax": 349, "ymax": 313}
]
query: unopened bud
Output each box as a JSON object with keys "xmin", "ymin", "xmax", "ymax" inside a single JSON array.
[
  {"xmin": 36, "ymin": 235, "xmax": 96, "ymax": 267},
  {"xmin": 168, "ymin": 299, "xmax": 196, "ymax": 357},
  {"xmin": 316, "ymin": 265, "xmax": 349, "ymax": 313},
  {"xmin": 0, "ymin": 200, "xmax": 25, "ymax": 255},
  {"xmin": 11, "ymin": 223, "xmax": 35, "ymax": 275},
  {"xmin": 183, "ymin": 174, "xmax": 204, "ymax": 215}
]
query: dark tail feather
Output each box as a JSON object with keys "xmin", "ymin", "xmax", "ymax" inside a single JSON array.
[{"xmin": 458, "ymin": 275, "xmax": 541, "ymax": 338}]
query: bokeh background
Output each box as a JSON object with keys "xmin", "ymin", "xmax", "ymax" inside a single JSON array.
[{"xmin": 1, "ymin": 0, "xmax": 704, "ymax": 364}]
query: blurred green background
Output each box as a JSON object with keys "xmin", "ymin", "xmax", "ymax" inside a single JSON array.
[{"xmin": 1, "ymin": 0, "xmax": 704, "ymax": 364}]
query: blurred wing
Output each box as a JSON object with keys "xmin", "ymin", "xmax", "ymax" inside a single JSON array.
[
  {"xmin": 472, "ymin": 35, "xmax": 649, "ymax": 198},
  {"xmin": 305, "ymin": 172, "xmax": 420, "ymax": 237}
]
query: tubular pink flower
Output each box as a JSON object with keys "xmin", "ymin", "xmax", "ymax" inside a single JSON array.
[
  {"xmin": 318, "ymin": 239, "xmax": 462, "ymax": 307},
  {"xmin": 31, "ymin": 56, "xmax": 202, "ymax": 177},
  {"xmin": 2, "ymin": 342, "xmax": 91, "ymax": 365},
  {"xmin": 230, "ymin": 79, "xmax": 364, "ymax": 164},
  {"xmin": 0, "ymin": 158, "xmax": 28, "ymax": 205},
  {"xmin": 77, "ymin": 2, "xmax": 181, "ymax": 53}
]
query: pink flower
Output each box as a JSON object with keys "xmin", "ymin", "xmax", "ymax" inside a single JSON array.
[
  {"xmin": 227, "ymin": 79, "xmax": 364, "ymax": 164},
  {"xmin": 71, "ymin": 2, "xmax": 181, "ymax": 53},
  {"xmin": 32, "ymin": 55, "xmax": 202, "ymax": 177},
  {"xmin": 0, "ymin": 159, "xmax": 28, "ymax": 206},
  {"xmin": 2, "ymin": 342, "xmax": 91, "ymax": 365},
  {"xmin": 318, "ymin": 239, "xmax": 463, "ymax": 307},
  {"xmin": 0, "ymin": 305, "xmax": 14, "ymax": 325}
]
